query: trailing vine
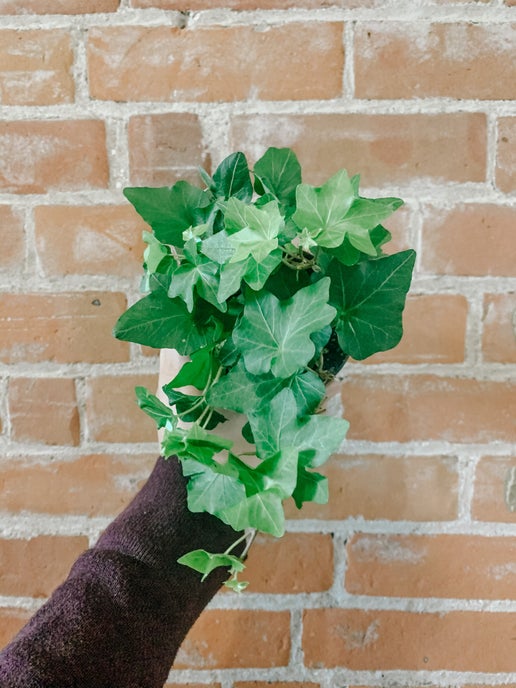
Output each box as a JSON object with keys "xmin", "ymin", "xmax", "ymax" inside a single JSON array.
[{"xmin": 114, "ymin": 148, "xmax": 416, "ymax": 591}]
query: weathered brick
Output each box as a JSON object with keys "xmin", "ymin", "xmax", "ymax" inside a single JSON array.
[
  {"xmin": 285, "ymin": 454, "xmax": 458, "ymax": 521},
  {"xmin": 173, "ymin": 610, "xmax": 290, "ymax": 669},
  {"xmin": 88, "ymin": 24, "xmax": 344, "ymax": 102},
  {"xmin": 473, "ymin": 456, "xmax": 516, "ymax": 523},
  {"xmin": 0, "ymin": 608, "xmax": 31, "ymax": 648},
  {"xmin": 496, "ymin": 117, "xmax": 516, "ymax": 193},
  {"xmin": 0, "ymin": 120, "xmax": 109, "ymax": 194},
  {"xmin": 234, "ymin": 683, "xmax": 319, "ymax": 688},
  {"xmin": 0, "ymin": 205, "xmax": 24, "ymax": 271},
  {"xmin": 34, "ymin": 205, "xmax": 146, "ymax": 278},
  {"xmin": 355, "ymin": 22, "xmax": 516, "ymax": 100},
  {"xmin": 243, "ymin": 533, "xmax": 333, "ymax": 594},
  {"xmin": 129, "ymin": 113, "xmax": 207, "ymax": 187},
  {"xmin": 365, "ymin": 294, "xmax": 468, "ymax": 364},
  {"xmin": 133, "ymin": 0, "xmax": 375, "ymax": 6},
  {"xmin": 303, "ymin": 608, "xmax": 516, "ymax": 671},
  {"xmin": 0, "ymin": 535, "xmax": 88, "ymax": 597},
  {"xmin": 9, "ymin": 377, "xmax": 80, "ymax": 446},
  {"xmin": 0, "ymin": 30, "xmax": 73, "ymax": 105},
  {"xmin": 482, "ymin": 293, "xmax": 516, "ymax": 363},
  {"xmin": 0, "ymin": 0, "xmax": 120, "ymax": 12},
  {"xmin": 0, "ymin": 292, "xmax": 129, "ymax": 364},
  {"xmin": 85, "ymin": 374, "xmax": 158, "ymax": 443},
  {"xmin": 421, "ymin": 204, "xmax": 516, "ymax": 276},
  {"xmin": 346, "ymin": 533, "xmax": 516, "ymax": 599},
  {"xmin": 230, "ymin": 113, "xmax": 486, "ymax": 186},
  {"xmin": 339, "ymin": 375, "xmax": 516, "ymax": 443}
]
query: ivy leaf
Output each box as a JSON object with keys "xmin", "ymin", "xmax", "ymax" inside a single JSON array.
[
  {"xmin": 253, "ymin": 147, "xmax": 302, "ymax": 208},
  {"xmin": 286, "ymin": 369, "xmax": 326, "ymax": 415},
  {"xmin": 328, "ymin": 249, "xmax": 416, "ymax": 360},
  {"xmin": 220, "ymin": 488, "xmax": 285, "ymax": 537},
  {"xmin": 292, "ymin": 170, "xmax": 356, "ymax": 249},
  {"xmin": 342, "ymin": 197, "xmax": 403, "ymax": 233},
  {"xmin": 135, "ymin": 386, "xmax": 176, "ymax": 430},
  {"xmin": 207, "ymin": 360, "xmax": 262, "ymax": 414},
  {"xmin": 177, "ymin": 549, "xmax": 245, "ymax": 581},
  {"xmin": 166, "ymin": 348, "xmax": 214, "ymax": 391},
  {"xmin": 124, "ymin": 183, "xmax": 211, "ymax": 247},
  {"xmin": 200, "ymin": 230, "xmax": 235, "ymax": 264},
  {"xmin": 113, "ymin": 290, "xmax": 220, "ymax": 354},
  {"xmin": 233, "ymin": 277, "xmax": 336, "ymax": 378},
  {"xmin": 218, "ymin": 260, "xmax": 248, "ymax": 303},
  {"xmin": 163, "ymin": 424, "xmax": 233, "ymax": 462},
  {"xmin": 292, "ymin": 467, "xmax": 328, "ymax": 508},
  {"xmin": 213, "ymin": 152, "xmax": 253, "ymax": 202},
  {"xmin": 244, "ymin": 249, "xmax": 282, "ymax": 291},
  {"xmin": 225, "ymin": 199, "xmax": 282, "ymax": 264},
  {"xmin": 249, "ymin": 388, "xmax": 348, "ymax": 467},
  {"xmin": 142, "ymin": 231, "xmax": 169, "ymax": 273},
  {"xmin": 169, "ymin": 253, "xmax": 225, "ymax": 313},
  {"xmin": 185, "ymin": 459, "xmax": 247, "ymax": 516}
]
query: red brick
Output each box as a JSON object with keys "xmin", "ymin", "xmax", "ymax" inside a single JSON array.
[
  {"xmin": 355, "ymin": 22, "xmax": 516, "ymax": 100},
  {"xmin": 0, "ymin": 205, "xmax": 24, "ymax": 271},
  {"xmin": 129, "ymin": 113, "xmax": 208, "ymax": 187},
  {"xmin": 9, "ymin": 377, "xmax": 80, "ymax": 446},
  {"xmin": 243, "ymin": 533, "xmax": 333, "ymax": 593},
  {"xmin": 34, "ymin": 205, "xmax": 146, "ymax": 278},
  {"xmin": 0, "ymin": 453, "xmax": 156, "ymax": 516},
  {"xmin": 482, "ymin": 293, "xmax": 516, "ymax": 363},
  {"xmin": 0, "ymin": 30, "xmax": 73, "ymax": 105},
  {"xmin": 339, "ymin": 375, "xmax": 516, "ymax": 443},
  {"xmin": 0, "ymin": 0, "xmax": 119, "ymax": 12},
  {"xmin": 173, "ymin": 610, "xmax": 290, "ymax": 669},
  {"xmin": 421, "ymin": 204, "xmax": 516, "ymax": 276},
  {"xmin": 303, "ymin": 608, "xmax": 516, "ymax": 671},
  {"xmin": 365, "ymin": 294, "xmax": 468, "ymax": 364},
  {"xmin": 0, "ymin": 608, "xmax": 31, "ymax": 648},
  {"xmin": 133, "ymin": 0, "xmax": 375, "ymax": 6},
  {"xmin": 88, "ymin": 24, "xmax": 343, "ymax": 102},
  {"xmin": 0, "ymin": 535, "xmax": 88, "ymax": 597},
  {"xmin": 85, "ymin": 374, "xmax": 158, "ymax": 443},
  {"xmin": 346, "ymin": 533, "xmax": 516, "ymax": 599},
  {"xmin": 285, "ymin": 454, "xmax": 458, "ymax": 521},
  {"xmin": 0, "ymin": 292, "xmax": 129, "ymax": 364},
  {"xmin": 230, "ymin": 113, "xmax": 486, "ymax": 187},
  {"xmin": 0, "ymin": 120, "xmax": 108, "ymax": 194},
  {"xmin": 496, "ymin": 117, "xmax": 516, "ymax": 193},
  {"xmin": 473, "ymin": 456, "xmax": 516, "ymax": 523}
]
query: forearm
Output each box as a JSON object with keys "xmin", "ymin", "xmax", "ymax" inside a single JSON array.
[{"xmin": 0, "ymin": 456, "xmax": 241, "ymax": 688}]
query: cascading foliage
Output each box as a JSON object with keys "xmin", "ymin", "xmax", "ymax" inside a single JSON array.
[{"xmin": 114, "ymin": 147, "xmax": 416, "ymax": 591}]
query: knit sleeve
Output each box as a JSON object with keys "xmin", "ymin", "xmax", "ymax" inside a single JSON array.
[{"xmin": 0, "ymin": 456, "xmax": 243, "ymax": 688}]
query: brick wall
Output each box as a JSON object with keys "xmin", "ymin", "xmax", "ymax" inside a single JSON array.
[{"xmin": 0, "ymin": 1, "xmax": 515, "ymax": 686}]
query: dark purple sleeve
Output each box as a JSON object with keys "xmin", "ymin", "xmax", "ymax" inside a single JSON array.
[{"xmin": 0, "ymin": 456, "xmax": 243, "ymax": 688}]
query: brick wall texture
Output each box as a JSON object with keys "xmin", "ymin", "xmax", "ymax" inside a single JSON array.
[{"xmin": 0, "ymin": 1, "xmax": 515, "ymax": 686}]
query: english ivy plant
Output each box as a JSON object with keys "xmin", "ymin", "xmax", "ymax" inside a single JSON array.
[{"xmin": 114, "ymin": 148, "xmax": 416, "ymax": 591}]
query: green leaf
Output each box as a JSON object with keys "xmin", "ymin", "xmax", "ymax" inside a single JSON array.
[
  {"xmin": 249, "ymin": 388, "xmax": 349, "ymax": 467},
  {"xmin": 124, "ymin": 183, "xmax": 211, "ymax": 247},
  {"xmin": 113, "ymin": 290, "xmax": 221, "ymax": 353},
  {"xmin": 177, "ymin": 549, "xmax": 245, "ymax": 581},
  {"xmin": 165, "ymin": 348, "xmax": 214, "ymax": 391},
  {"xmin": 220, "ymin": 489, "xmax": 285, "ymax": 537},
  {"xmin": 200, "ymin": 230, "xmax": 235, "ymax": 264},
  {"xmin": 142, "ymin": 231, "xmax": 169, "ymax": 273},
  {"xmin": 253, "ymin": 147, "xmax": 302, "ymax": 207},
  {"xmin": 286, "ymin": 369, "xmax": 326, "ymax": 415},
  {"xmin": 162, "ymin": 424, "xmax": 233, "ymax": 462},
  {"xmin": 233, "ymin": 277, "xmax": 336, "ymax": 378},
  {"xmin": 135, "ymin": 386, "xmax": 176, "ymax": 430},
  {"xmin": 244, "ymin": 249, "xmax": 282, "ymax": 291},
  {"xmin": 224, "ymin": 578, "xmax": 249, "ymax": 592},
  {"xmin": 292, "ymin": 169, "xmax": 356, "ymax": 248},
  {"xmin": 225, "ymin": 199, "xmax": 282, "ymax": 264},
  {"xmin": 341, "ymin": 196, "xmax": 403, "ymax": 233},
  {"xmin": 328, "ymin": 249, "xmax": 416, "ymax": 360},
  {"xmin": 292, "ymin": 468, "xmax": 328, "ymax": 508},
  {"xmin": 169, "ymin": 253, "xmax": 225, "ymax": 313},
  {"xmin": 218, "ymin": 260, "xmax": 248, "ymax": 303},
  {"xmin": 207, "ymin": 360, "xmax": 262, "ymax": 414},
  {"xmin": 213, "ymin": 152, "xmax": 253, "ymax": 202},
  {"xmin": 185, "ymin": 459, "xmax": 247, "ymax": 516}
]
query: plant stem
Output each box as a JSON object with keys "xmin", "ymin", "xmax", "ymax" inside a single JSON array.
[{"xmin": 223, "ymin": 532, "xmax": 249, "ymax": 556}]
